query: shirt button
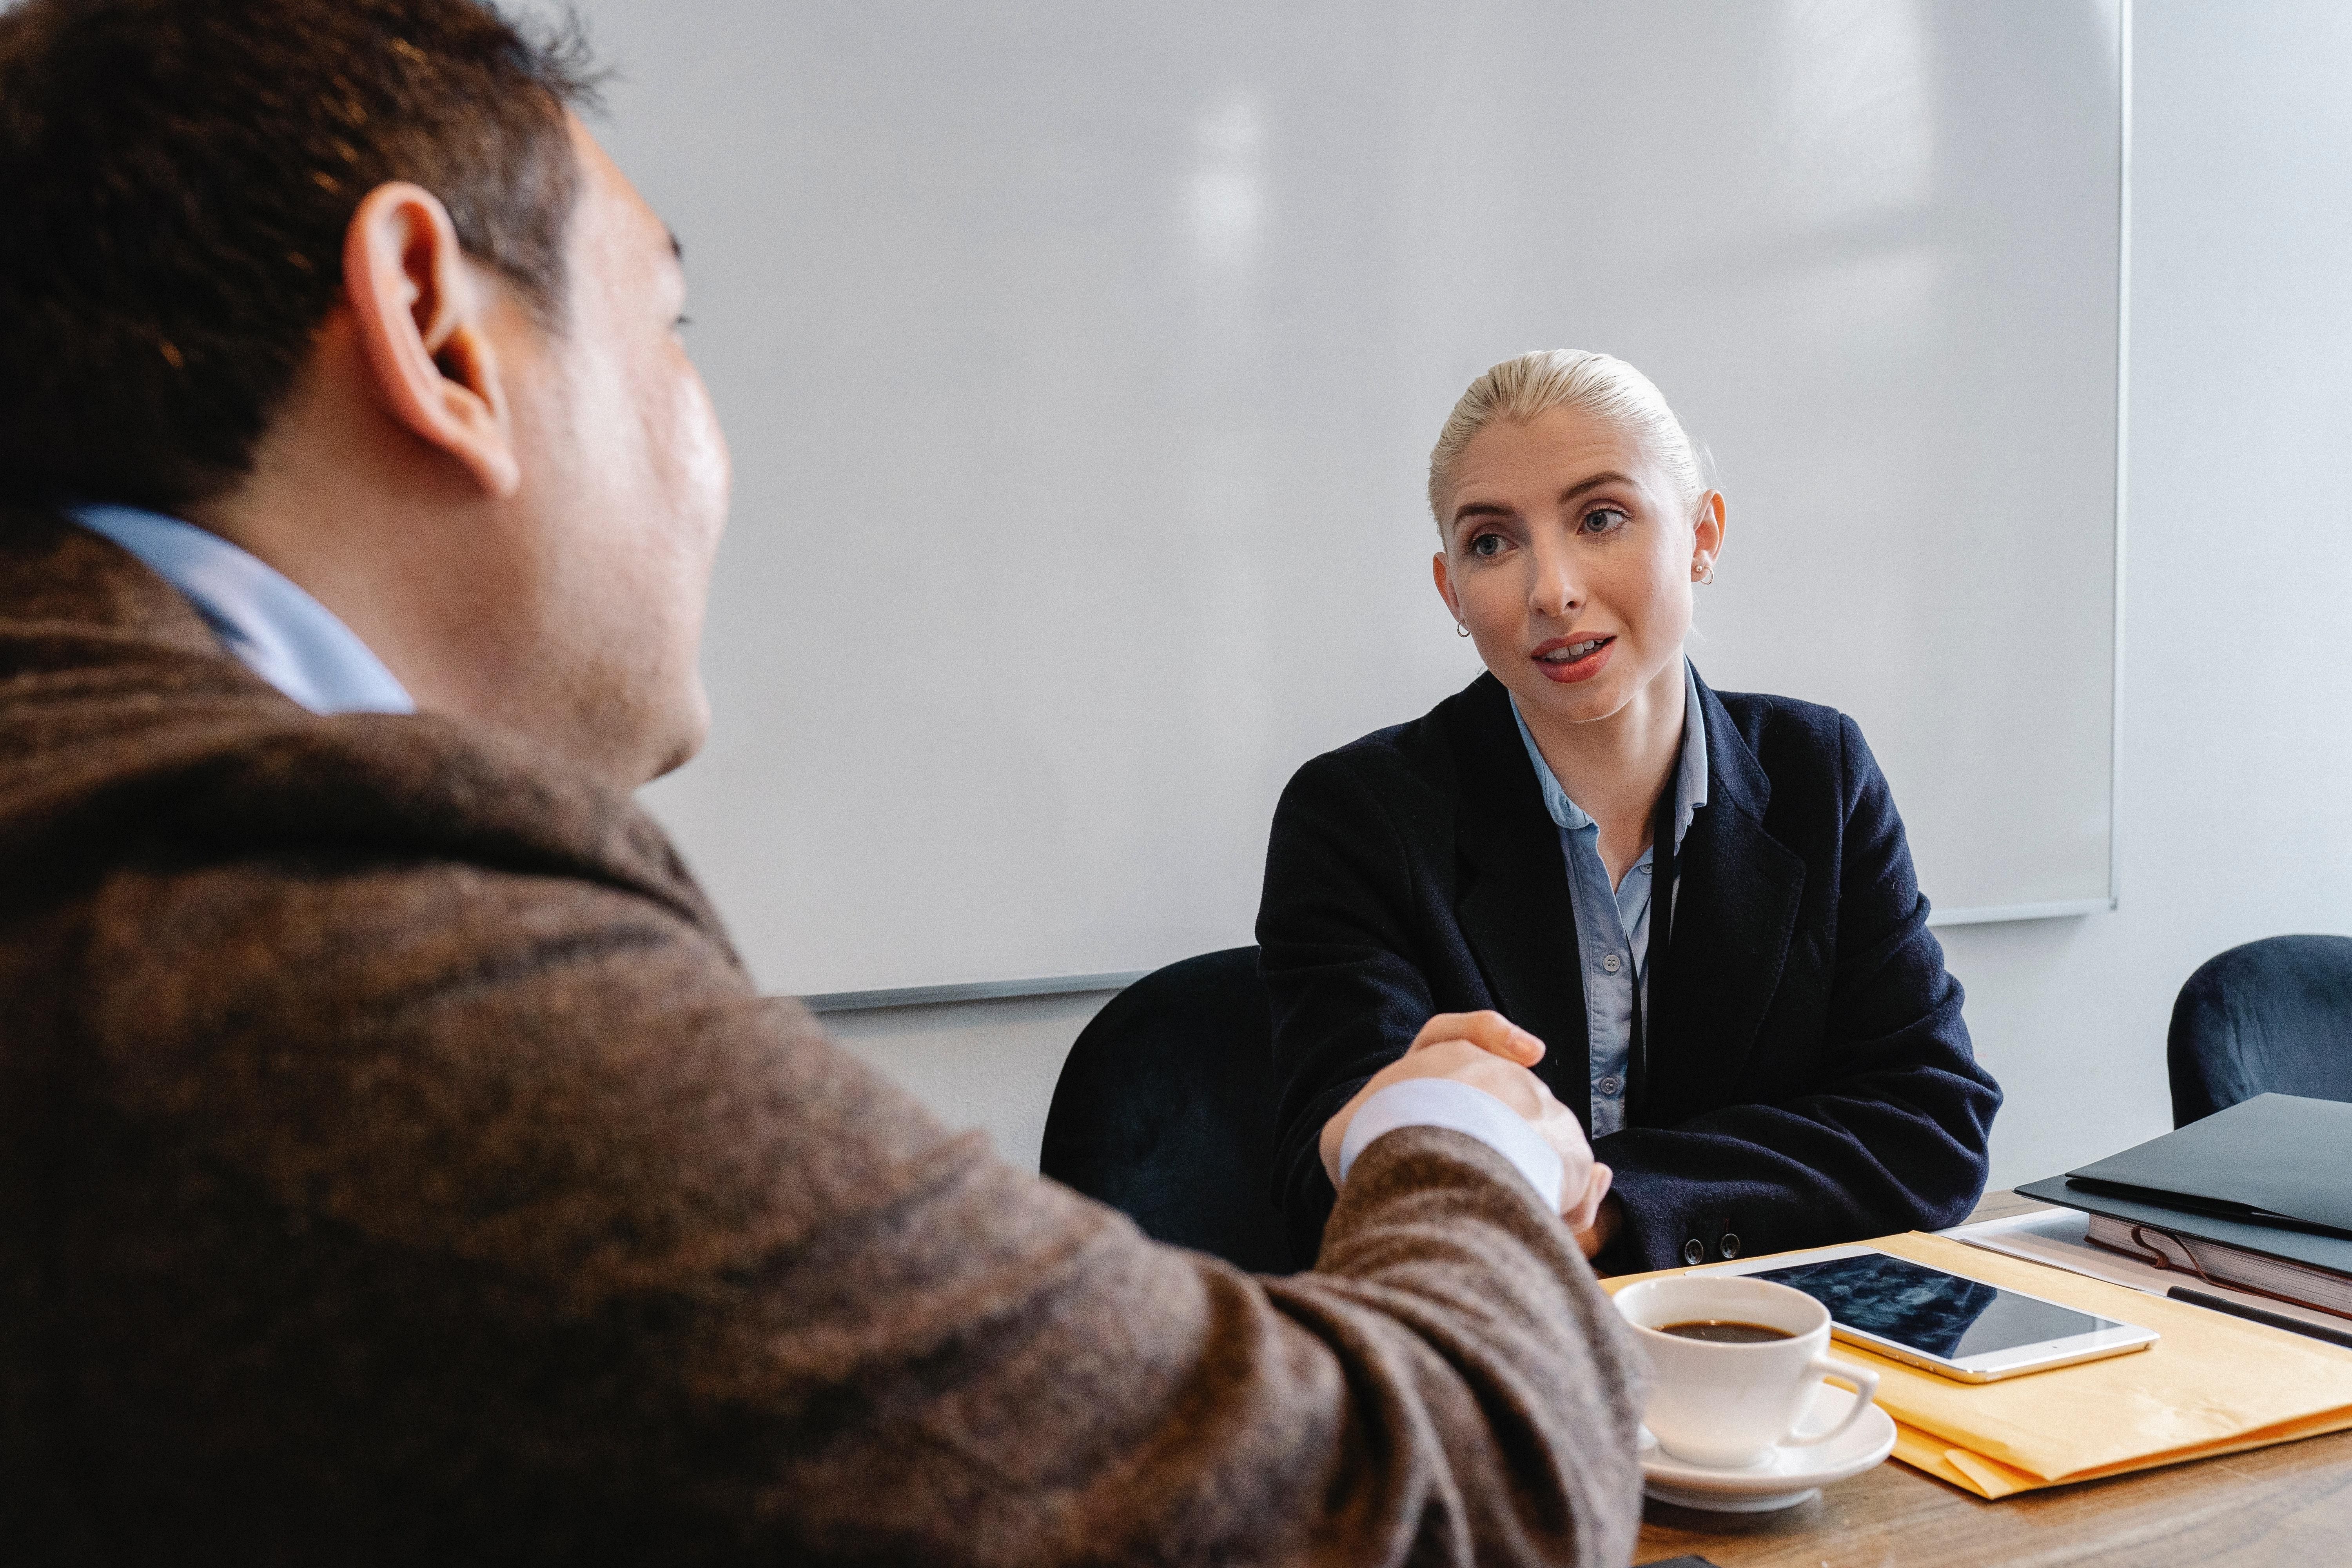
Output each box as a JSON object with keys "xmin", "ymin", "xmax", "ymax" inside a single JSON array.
[
  {"xmin": 1720, "ymin": 1234, "xmax": 1742, "ymax": 1260},
  {"xmin": 1682, "ymin": 1238, "xmax": 1705, "ymax": 1267},
  {"xmin": 1602, "ymin": 954, "xmax": 1622, "ymax": 974},
  {"xmin": 1598, "ymin": 1075, "xmax": 1621, "ymax": 1095}
]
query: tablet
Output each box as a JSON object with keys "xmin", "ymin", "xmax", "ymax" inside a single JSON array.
[{"xmin": 1716, "ymin": 1243, "xmax": 2158, "ymax": 1382}]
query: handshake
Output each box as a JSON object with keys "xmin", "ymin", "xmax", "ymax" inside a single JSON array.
[{"xmin": 1319, "ymin": 1012, "xmax": 1619, "ymax": 1257}]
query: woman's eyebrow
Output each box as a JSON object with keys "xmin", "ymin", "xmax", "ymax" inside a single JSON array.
[{"xmin": 1557, "ymin": 470, "xmax": 1635, "ymax": 505}]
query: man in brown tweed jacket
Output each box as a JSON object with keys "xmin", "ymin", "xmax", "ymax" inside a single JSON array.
[{"xmin": 0, "ymin": 2, "xmax": 1648, "ymax": 1562}]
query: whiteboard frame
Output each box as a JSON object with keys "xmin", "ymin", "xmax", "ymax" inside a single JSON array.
[
  {"xmin": 803, "ymin": 1, "xmax": 2134, "ymax": 1016},
  {"xmin": 2107, "ymin": 0, "xmax": 2133, "ymax": 921},
  {"xmin": 802, "ymin": 903, "xmax": 2117, "ymax": 1014}
]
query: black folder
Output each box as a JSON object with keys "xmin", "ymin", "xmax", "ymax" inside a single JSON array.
[{"xmin": 2016, "ymin": 1093, "xmax": 2352, "ymax": 1279}]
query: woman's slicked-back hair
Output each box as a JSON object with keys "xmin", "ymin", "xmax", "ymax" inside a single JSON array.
[
  {"xmin": 1427, "ymin": 350, "xmax": 1706, "ymax": 526},
  {"xmin": 0, "ymin": 0, "xmax": 601, "ymax": 513}
]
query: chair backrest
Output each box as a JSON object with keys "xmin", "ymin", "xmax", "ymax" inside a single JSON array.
[
  {"xmin": 1038, "ymin": 946, "xmax": 1289, "ymax": 1273},
  {"xmin": 2167, "ymin": 934, "xmax": 2352, "ymax": 1126}
]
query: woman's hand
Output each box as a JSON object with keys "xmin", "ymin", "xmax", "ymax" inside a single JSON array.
[
  {"xmin": 1319, "ymin": 1011, "xmax": 1610, "ymax": 1229},
  {"xmin": 1572, "ymin": 1192, "xmax": 1622, "ymax": 1260}
]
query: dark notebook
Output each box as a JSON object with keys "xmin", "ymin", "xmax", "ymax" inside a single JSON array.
[{"xmin": 2017, "ymin": 1093, "xmax": 2352, "ymax": 1293}]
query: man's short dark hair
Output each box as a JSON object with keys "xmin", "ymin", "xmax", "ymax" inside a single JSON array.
[{"xmin": 0, "ymin": 0, "xmax": 599, "ymax": 512}]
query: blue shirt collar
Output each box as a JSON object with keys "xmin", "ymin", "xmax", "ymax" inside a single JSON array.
[
  {"xmin": 70, "ymin": 504, "xmax": 415, "ymax": 716},
  {"xmin": 1510, "ymin": 658, "xmax": 1710, "ymax": 847}
]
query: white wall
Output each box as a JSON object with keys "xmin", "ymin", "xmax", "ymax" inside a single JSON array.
[
  {"xmin": 1940, "ymin": 0, "xmax": 2352, "ymax": 1187},
  {"xmin": 833, "ymin": 0, "xmax": 2352, "ymax": 1189}
]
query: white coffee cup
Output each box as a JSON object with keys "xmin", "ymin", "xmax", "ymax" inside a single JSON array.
[{"xmin": 1614, "ymin": 1274, "xmax": 1883, "ymax": 1470}]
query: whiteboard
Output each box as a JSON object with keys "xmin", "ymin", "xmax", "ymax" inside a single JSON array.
[{"xmin": 592, "ymin": 0, "xmax": 2124, "ymax": 1001}]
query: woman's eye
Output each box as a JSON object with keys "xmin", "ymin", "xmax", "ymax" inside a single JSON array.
[
  {"xmin": 1469, "ymin": 533, "xmax": 1505, "ymax": 558},
  {"xmin": 1582, "ymin": 505, "xmax": 1630, "ymax": 534}
]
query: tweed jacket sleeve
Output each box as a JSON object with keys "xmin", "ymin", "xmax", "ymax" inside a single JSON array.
[{"xmin": 3, "ymin": 521, "xmax": 1647, "ymax": 1567}]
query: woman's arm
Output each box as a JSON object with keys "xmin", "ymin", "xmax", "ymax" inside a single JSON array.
[
  {"xmin": 1258, "ymin": 749, "xmax": 1450, "ymax": 1267},
  {"xmin": 1595, "ymin": 713, "xmax": 2002, "ymax": 1273}
]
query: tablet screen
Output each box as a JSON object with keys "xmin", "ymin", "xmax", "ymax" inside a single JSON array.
[{"xmin": 1751, "ymin": 1252, "xmax": 2121, "ymax": 1359}]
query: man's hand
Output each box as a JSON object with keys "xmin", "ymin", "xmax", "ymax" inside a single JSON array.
[{"xmin": 1319, "ymin": 1011, "xmax": 1613, "ymax": 1230}]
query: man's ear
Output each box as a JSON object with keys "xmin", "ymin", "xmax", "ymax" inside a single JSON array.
[{"xmin": 341, "ymin": 181, "xmax": 523, "ymax": 498}]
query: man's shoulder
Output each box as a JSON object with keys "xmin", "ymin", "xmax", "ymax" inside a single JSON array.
[
  {"xmin": 18, "ymin": 701, "xmax": 705, "ymax": 923},
  {"xmin": 3, "ymin": 511, "xmax": 710, "ymax": 929}
]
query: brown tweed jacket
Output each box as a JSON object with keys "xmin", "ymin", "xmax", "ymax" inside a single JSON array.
[{"xmin": 0, "ymin": 511, "xmax": 1646, "ymax": 1566}]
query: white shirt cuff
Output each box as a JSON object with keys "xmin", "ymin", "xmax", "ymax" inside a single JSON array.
[{"xmin": 1336, "ymin": 1078, "xmax": 1565, "ymax": 1212}]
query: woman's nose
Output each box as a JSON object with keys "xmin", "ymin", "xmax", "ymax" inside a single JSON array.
[{"xmin": 1528, "ymin": 544, "xmax": 1582, "ymax": 619}]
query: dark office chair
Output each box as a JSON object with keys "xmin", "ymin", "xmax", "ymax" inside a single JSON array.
[
  {"xmin": 2167, "ymin": 935, "xmax": 2352, "ymax": 1127},
  {"xmin": 1038, "ymin": 945, "xmax": 1290, "ymax": 1273}
]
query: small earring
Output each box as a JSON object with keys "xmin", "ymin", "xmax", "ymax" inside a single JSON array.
[
  {"xmin": 1455, "ymin": 621, "xmax": 1471, "ymax": 638},
  {"xmin": 1694, "ymin": 561, "xmax": 1715, "ymax": 586}
]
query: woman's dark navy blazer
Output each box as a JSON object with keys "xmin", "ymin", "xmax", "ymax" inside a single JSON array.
[{"xmin": 1256, "ymin": 668, "xmax": 2002, "ymax": 1273}]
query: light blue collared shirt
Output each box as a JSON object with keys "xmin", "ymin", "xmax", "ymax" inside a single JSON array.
[
  {"xmin": 1512, "ymin": 660, "xmax": 1710, "ymax": 1140},
  {"xmin": 71, "ymin": 505, "xmax": 414, "ymax": 715}
]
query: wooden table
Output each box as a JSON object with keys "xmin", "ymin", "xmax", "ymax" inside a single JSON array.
[{"xmin": 1632, "ymin": 1192, "xmax": 2352, "ymax": 1567}]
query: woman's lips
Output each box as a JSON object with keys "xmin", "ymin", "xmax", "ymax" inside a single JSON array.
[{"xmin": 1532, "ymin": 633, "xmax": 1615, "ymax": 684}]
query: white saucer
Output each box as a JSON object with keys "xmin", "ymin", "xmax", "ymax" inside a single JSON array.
[{"xmin": 1639, "ymin": 1384, "xmax": 1898, "ymax": 1513}]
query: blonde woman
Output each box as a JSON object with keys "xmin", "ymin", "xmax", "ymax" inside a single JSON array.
[{"xmin": 1257, "ymin": 350, "xmax": 2002, "ymax": 1272}]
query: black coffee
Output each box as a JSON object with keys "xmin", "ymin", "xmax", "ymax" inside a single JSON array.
[{"xmin": 1659, "ymin": 1319, "xmax": 1792, "ymax": 1344}]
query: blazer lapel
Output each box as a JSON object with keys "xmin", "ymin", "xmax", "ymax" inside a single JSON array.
[
  {"xmin": 1442, "ymin": 676, "xmax": 1595, "ymax": 1127},
  {"xmin": 1652, "ymin": 675, "xmax": 1806, "ymax": 1119}
]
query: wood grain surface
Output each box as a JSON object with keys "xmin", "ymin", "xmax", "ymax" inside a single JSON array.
[{"xmin": 1631, "ymin": 1194, "xmax": 2352, "ymax": 1567}]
